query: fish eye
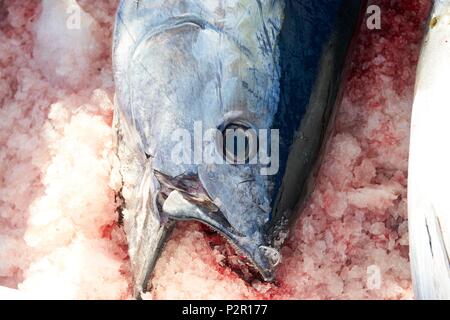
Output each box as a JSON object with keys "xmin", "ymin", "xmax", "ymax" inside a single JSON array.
[{"xmin": 218, "ymin": 121, "xmax": 258, "ymax": 164}]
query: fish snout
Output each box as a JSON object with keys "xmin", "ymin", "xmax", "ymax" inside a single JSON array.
[{"xmin": 253, "ymin": 245, "xmax": 282, "ymax": 281}]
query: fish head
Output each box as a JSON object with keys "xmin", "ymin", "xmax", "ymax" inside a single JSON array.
[
  {"xmin": 114, "ymin": 0, "xmax": 366, "ymax": 296},
  {"xmin": 118, "ymin": 15, "xmax": 283, "ymax": 282}
]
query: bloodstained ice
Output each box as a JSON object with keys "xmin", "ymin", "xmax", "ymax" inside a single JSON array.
[{"xmin": 0, "ymin": 0, "xmax": 431, "ymax": 299}]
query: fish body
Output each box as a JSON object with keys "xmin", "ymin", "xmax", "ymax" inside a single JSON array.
[
  {"xmin": 408, "ymin": 0, "xmax": 450, "ymax": 300},
  {"xmin": 113, "ymin": 0, "xmax": 365, "ymax": 296}
]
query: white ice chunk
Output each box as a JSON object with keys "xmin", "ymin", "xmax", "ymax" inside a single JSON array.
[{"xmin": 33, "ymin": 0, "xmax": 101, "ymax": 89}]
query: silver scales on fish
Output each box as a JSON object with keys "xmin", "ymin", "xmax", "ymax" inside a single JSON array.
[{"xmin": 112, "ymin": 0, "xmax": 366, "ymax": 297}]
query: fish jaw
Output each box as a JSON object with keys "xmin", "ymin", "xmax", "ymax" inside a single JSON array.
[
  {"xmin": 123, "ymin": 169, "xmax": 169, "ymax": 297},
  {"xmin": 127, "ymin": 218, "xmax": 171, "ymax": 297},
  {"xmin": 113, "ymin": 106, "xmax": 173, "ymax": 297},
  {"xmin": 161, "ymin": 189, "xmax": 281, "ymax": 282}
]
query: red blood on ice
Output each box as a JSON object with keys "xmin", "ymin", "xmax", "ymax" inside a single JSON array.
[{"xmin": 100, "ymin": 223, "xmax": 115, "ymax": 240}]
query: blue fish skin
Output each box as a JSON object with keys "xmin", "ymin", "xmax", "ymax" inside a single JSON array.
[
  {"xmin": 270, "ymin": 0, "xmax": 366, "ymax": 245},
  {"xmin": 113, "ymin": 0, "xmax": 366, "ymax": 296}
]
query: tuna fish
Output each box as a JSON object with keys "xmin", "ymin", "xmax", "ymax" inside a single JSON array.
[{"xmin": 113, "ymin": 0, "xmax": 366, "ymax": 297}]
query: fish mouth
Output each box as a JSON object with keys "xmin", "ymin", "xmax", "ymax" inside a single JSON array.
[{"xmin": 154, "ymin": 170, "xmax": 281, "ymax": 282}]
